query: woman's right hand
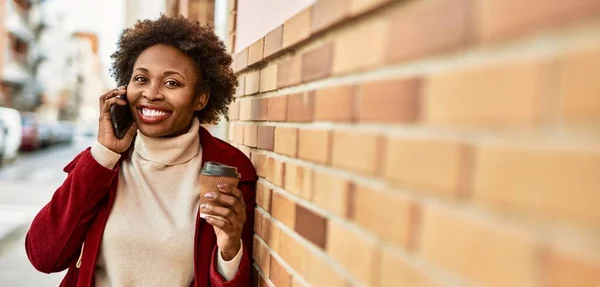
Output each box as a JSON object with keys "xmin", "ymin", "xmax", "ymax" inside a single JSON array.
[{"xmin": 97, "ymin": 86, "xmax": 138, "ymax": 154}]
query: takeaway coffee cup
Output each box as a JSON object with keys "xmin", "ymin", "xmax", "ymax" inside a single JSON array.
[{"xmin": 199, "ymin": 161, "xmax": 240, "ymax": 218}]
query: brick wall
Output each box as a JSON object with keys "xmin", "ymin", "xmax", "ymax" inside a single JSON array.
[{"xmin": 229, "ymin": 0, "xmax": 600, "ymax": 286}]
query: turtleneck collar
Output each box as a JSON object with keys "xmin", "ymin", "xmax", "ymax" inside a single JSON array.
[{"xmin": 134, "ymin": 117, "xmax": 200, "ymax": 166}]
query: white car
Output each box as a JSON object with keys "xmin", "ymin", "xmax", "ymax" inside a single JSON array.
[{"xmin": 0, "ymin": 107, "xmax": 22, "ymax": 163}]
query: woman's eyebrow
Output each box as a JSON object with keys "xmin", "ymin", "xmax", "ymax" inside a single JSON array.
[
  {"xmin": 133, "ymin": 68, "xmax": 185, "ymax": 80},
  {"xmin": 164, "ymin": 70, "xmax": 185, "ymax": 80}
]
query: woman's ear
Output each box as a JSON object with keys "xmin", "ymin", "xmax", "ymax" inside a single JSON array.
[{"xmin": 194, "ymin": 92, "xmax": 209, "ymax": 111}]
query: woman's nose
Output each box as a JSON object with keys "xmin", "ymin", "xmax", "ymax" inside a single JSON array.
[{"xmin": 141, "ymin": 85, "xmax": 165, "ymax": 101}]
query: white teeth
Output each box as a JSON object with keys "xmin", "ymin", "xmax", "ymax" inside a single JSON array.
[{"xmin": 142, "ymin": 108, "xmax": 167, "ymax": 117}]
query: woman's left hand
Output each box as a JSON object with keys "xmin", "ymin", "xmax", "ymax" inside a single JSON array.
[{"xmin": 201, "ymin": 184, "xmax": 246, "ymax": 261}]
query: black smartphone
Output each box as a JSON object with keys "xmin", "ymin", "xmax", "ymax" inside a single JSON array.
[{"xmin": 109, "ymin": 94, "xmax": 134, "ymax": 139}]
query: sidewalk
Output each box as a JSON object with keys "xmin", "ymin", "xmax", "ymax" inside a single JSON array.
[{"xmin": 0, "ymin": 205, "xmax": 38, "ymax": 250}]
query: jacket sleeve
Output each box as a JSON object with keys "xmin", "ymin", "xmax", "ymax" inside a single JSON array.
[
  {"xmin": 25, "ymin": 148, "xmax": 120, "ymax": 273},
  {"xmin": 209, "ymin": 180, "xmax": 256, "ymax": 286}
]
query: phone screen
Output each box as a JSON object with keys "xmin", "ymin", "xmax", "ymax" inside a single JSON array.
[{"xmin": 109, "ymin": 95, "xmax": 134, "ymax": 139}]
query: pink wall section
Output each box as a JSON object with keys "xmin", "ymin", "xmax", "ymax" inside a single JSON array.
[{"xmin": 234, "ymin": 0, "xmax": 316, "ymax": 53}]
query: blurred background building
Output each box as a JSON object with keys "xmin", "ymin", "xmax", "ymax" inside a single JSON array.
[
  {"xmin": 1, "ymin": 0, "xmax": 41, "ymax": 111},
  {"xmin": 0, "ymin": 0, "xmax": 110, "ymax": 145}
]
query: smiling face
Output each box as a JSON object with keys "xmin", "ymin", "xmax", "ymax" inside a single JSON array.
[{"xmin": 127, "ymin": 44, "xmax": 208, "ymax": 138}]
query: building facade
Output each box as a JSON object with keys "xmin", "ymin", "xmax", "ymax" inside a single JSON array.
[{"xmin": 1, "ymin": 0, "xmax": 43, "ymax": 111}]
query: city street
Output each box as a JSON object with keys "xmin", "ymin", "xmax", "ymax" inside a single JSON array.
[{"xmin": 0, "ymin": 137, "xmax": 94, "ymax": 286}]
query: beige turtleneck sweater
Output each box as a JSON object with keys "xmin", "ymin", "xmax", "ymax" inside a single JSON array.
[{"xmin": 90, "ymin": 118, "xmax": 242, "ymax": 287}]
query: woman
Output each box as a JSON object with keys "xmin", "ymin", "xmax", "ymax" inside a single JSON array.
[{"xmin": 25, "ymin": 15, "xmax": 257, "ymax": 287}]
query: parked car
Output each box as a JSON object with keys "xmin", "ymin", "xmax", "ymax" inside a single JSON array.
[
  {"xmin": 37, "ymin": 123, "xmax": 52, "ymax": 147},
  {"xmin": 20, "ymin": 112, "xmax": 41, "ymax": 151},
  {"xmin": 0, "ymin": 107, "xmax": 23, "ymax": 161},
  {"xmin": 54, "ymin": 121, "xmax": 75, "ymax": 144}
]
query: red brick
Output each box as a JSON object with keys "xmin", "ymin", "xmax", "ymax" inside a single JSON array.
[
  {"xmin": 295, "ymin": 205, "xmax": 327, "ymax": 249},
  {"xmin": 239, "ymin": 98, "xmax": 252, "ymax": 121},
  {"xmin": 387, "ymin": 0, "xmax": 472, "ymax": 63},
  {"xmin": 472, "ymin": 144, "xmax": 600, "ymax": 227},
  {"xmin": 277, "ymin": 57, "xmax": 302, "ymax": 88},
  {"xmin": 380, "ymin": 251, "xmax": 437, "ymax": 287},
  {"xmin": 313, "ymin": 171, "xmax": 351, "ymax": 217},
  {"xmin": 313, "ymin": 86, "xmax": 356, "ymax": 122},
  {"xmin": 234, "ymin": 48, "xmax": 248, "ymax": 72},
  {"xmin": 352, "ymin": 185, "xmax": 417, "ymax": 250},
  {"xmin": 259, "ymin": 276, "xmax": 269, "ymax": 287},
  {"xmin": 250, "ymin": 98, "xmax": 267, "ymax": 121},
  {"xmin": 231, "ymin": 123, "xmax": 244, "ymax": 144},
  {"xmin": 278, "ymin": 231, "xmax": 309, "ymax": 276},
  {"xmin": 253, "ymin": 236, "xmax": 271, "ymax": 276},
  {"xmin": 272, "ymin": 192, "xmax": 296, "ymax": 229},
  {"xmin": 228, "ymin": 123, "xmax": 235, "ymax": 143},
  {"xmin": 259, "ymin": 98, "xmax": 269, "ymax": 120},
  {"xmin": 298, "ymin": 129, "xmax": 331, "ymax": 165},
  {"xmin": 274, "ymin": 127, "xmax": 298, "ymax": 157},
  {"xmin": 292, "ymin": 278, "xmax": 307, "ymax": 287},
  {"xmin": 423, "ymin": 59, "xmax": 548, "ymax": 129},
  {"xmin": 384, "ymin": 137, "xmax": 472, "ymax": 198},
  {"xmin": 251, "ymin": 153, "xmax": 267, "ymax": 177},
  {"xmin": 257, "ymin": 126, "xmax": 274, "ymax": 151},
  {"xmin": 301, "ymin": 44, "xmax": 333, "ymax": 82},
  {"xmin": 245, "ymin": 70, "xmax": 260, "ymax": 95},
  {"xmin": 254, "ymin": 209, "xmax": 263, "ymax": 237},
  {"xmin": 333, "ymin": 17, "xmax": 387, "ymax": 75},
  {"xmin": 284, "ymin": 163, "xmax": 313, "ymax": 200},
  {"xmin": 260, "ymin": 64, "xmax": 278, "ymax": 92},
  {"xmin": 267, "ymin": 96, "xmax": 288, "ymax": 121},
  {"xmin": 262, "ymin": 216, "xmax": 281, "ymax": 251},
  {"xmin": 350, "ymin": 0, "xmax": 393, "ymax": 15},
  {"xmin": 420, "ymin": 203, "xmax": 539, "ymax": 287},
  {"xmin": 243, "ymin": 124, "xmax": 258, "ymax": 147},
  {"xmin": 270, "ymin": 256, "xmax": 292, "ymax": 287},
  {"xmin": 559, "ymin": 46, "xmax": 600, "ymax": 130},
  {"xmin": 306, "ymin": 250, "xmax": 348, "ymax": 287},
  {"xmin": 265, "ymin": 157, "xmax": 285, "ymax": 187},
  {"xmin": 228, "ymin": 101, "xmax": 239, "ymax": 120},
  {"xmin": 311, "ymin": 0, "xmax": 351, "ymax": 33},
  {"xmin": 286, "ymin": 93, "xmax": 314, "ymax": 122},
  {"xmin": 282, "ymin": 7, "xmax": 312, "ymax": 48},
  {"xmin": 248, "ymin": 38, "xmax": 264, "ymax": 66},
  {"xmin": 235, "ymin": 75, "xmax": 245, "ymax": 98},
  {"xmin": 264, "ymin": 26, "xmax": 283, "ymax": 58},
  {"xmin": 478, "ymin": 0, "xmax": 600, "ymax": 43},
  {"xmin": 544, "ymin": 247, "xmax": 600, "ymax": 287},
  {"xmin": 358, "ymin": 78, "xmax": 420, "ymax": 123},
  {"xmin": 326, "ymin": 220, "xmax": 381, "ymax": 286},
  {"xmin": 256, "ymin": 182, "xmax": 272, "ymax": 212},
  {"xmin": 331, "ymin": 131, "xmax": 384, "ymax": 176}
]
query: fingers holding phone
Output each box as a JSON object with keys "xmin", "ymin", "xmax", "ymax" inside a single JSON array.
[{"xmin": 97, "ymin": 86, "xmax": 138, "ymax": 154}]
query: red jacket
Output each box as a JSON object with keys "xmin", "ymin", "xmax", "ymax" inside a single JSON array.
[{"xmin": 25, "ymin": 126, "xmax": 257, "ymax": 287}]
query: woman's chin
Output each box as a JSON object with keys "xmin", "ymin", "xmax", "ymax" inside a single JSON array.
[{"xmin": 136, "ymin": 124, "xmax": 170, "ymax": 138}]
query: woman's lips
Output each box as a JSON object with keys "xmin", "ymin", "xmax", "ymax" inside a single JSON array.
[{"xmin": 137, "ymin": 107, "xmax": 172, "ymax": 124}]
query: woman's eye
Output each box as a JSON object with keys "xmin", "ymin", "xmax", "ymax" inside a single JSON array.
[
  {"xmin": 165, "ymin": 80, "xmax": 179, "ymax": 87},
  {"xmin": 134, "ymin": 76, "xmax": 147, "ymax": 83}
]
